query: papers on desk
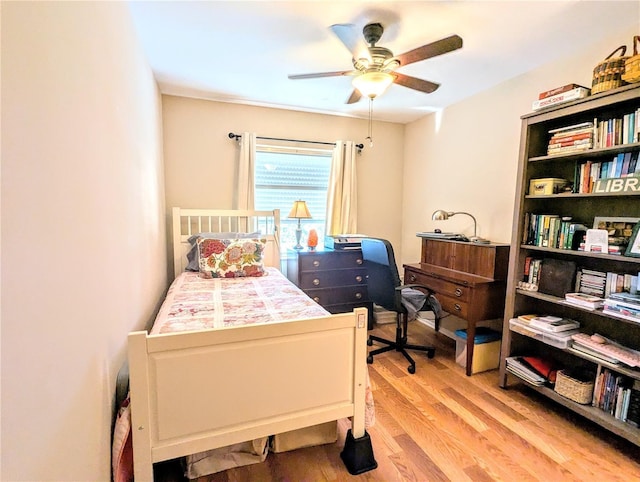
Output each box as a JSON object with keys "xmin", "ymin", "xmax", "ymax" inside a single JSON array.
[{"xmin": 417, "ymin": 231, "xmax": 456, "ymax": 238}]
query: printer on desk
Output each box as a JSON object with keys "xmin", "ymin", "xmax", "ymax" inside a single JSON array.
[{"xmin": 324, "ymin": 234, "xmax": 368, "ymax": 250}]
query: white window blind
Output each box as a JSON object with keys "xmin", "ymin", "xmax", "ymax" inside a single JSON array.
[{"xmin": 254, "ymin": 148, "xmax": 331, "ymax": 252}]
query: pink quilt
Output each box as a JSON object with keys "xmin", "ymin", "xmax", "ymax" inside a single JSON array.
[{"xmin": 151, "ymin": 268, "xmax": 330, "ymax": 333}]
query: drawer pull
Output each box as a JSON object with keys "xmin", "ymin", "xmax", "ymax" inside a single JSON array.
[
  {"xmin": 313, "ymin": 297, "xmax": 320, "ymax": 303},
  {"xmin": 455, "ymin": 288, "xmax": 463, "ymax": 297},
  {"xmin": 454, "ymin": 303, "xmax": 462, "ymax": 312},
  {"xmin": 355, "ymin": 275, "xmax": 363, "ymax": 283},
  {"xmin": 313, "ymin": 260, "xmax": 320, "ymax": 267},
  {"xmin": 313, "ymin": 278, "xmax": 320, "ymax": 286},
  {"xmin": 355, "ymin": 292, "xmax": 363, "ymax": 299},
  {"xmin": 356, "ymin": 258, "xmax": 363, "ymax": 265},
  {"xmin": 409, "ymin": 275, "xmax": 416, "ymax": 282}
]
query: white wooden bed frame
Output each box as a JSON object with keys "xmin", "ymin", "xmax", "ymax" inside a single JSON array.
[{"xmin": 128, "ymin": 208, "xmax": 375, "ymax": 480}]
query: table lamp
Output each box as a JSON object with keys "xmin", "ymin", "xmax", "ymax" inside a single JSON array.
[
  {"xmin": 431, "ymin": 209, "xmax": 489, "ymax": 244},
  {"xmin": 288, "ymin": 200, "xmax": 312, "ymax": 249}
]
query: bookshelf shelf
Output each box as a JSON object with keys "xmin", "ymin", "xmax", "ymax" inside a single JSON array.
[
  {"xmin": 512, "ymin": 375, "xmax": 640, "ymax": 445},
  {"xmin": 519, "ymin": 245, "xmax": 640, "ymax": 263},
  {"xmin": 525, "ymin": 191, "xmax": 640, "ymax": 199},
  {"xmin": 500, "ymin": 83, "xmax": 640, "ymax": 447},
  {"xmin": 516, "ymin": 288, "xmax": 640, "ymax": 328},
  {"xmin": 529, "ymin": 142, "xmax": 640, "ymax": 163}
]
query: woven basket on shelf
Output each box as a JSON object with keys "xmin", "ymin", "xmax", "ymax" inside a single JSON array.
[
  {"xmin": 622, "ymin": 35, "xmax": 640, "ymax": 83},
  {"xmin": 592, "ymin": 45, "xmax": 629, "ymax": 94},
  {"xmin": 554, "ymin": 369, "xmax": 594, "ymax": 405}
]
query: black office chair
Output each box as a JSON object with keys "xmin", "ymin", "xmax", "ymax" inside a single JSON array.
[{"xmin": 362, "ymin": 238, "xmax": 438, "ymax": 374}]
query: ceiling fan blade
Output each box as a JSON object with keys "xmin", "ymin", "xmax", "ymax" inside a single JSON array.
[
  {"xmin": 330, "ymin": 23, "xmax": 371, "ymax": 61},
  {"xmin": 346, "ymin": 89, "xmax": 362, "ymax": 104},
  {"xmin": 393, "ymin": 73, "xmax": 440, "ymax": 94},
  {"xmin": 288, "ymin": 70, "xmax": 357, "ymax": 80},
  {"xmin": 396, "ymin": 34, "xmax": 463, "ymax": 67}
]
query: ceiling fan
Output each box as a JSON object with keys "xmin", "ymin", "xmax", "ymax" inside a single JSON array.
[{"xmin": 288, "ymin": 22, "xmax": 463, "ymax": 104}]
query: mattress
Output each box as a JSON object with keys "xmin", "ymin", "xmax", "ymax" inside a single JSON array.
[{"xmin": 151, "ymin": 267, "xmax": 330, "ymax": 334}]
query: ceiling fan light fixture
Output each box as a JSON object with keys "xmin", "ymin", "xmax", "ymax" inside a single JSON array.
[{"xmin": 352, "ymin": 71, "xmax": 394, "ymax": 99}]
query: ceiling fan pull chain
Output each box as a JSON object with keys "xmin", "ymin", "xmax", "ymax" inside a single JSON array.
[{"xmin": 366, "ymin": 98, "xmax": 374, "ymax": 147}]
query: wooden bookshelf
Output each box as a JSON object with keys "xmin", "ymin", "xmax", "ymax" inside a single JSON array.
[{"xmin": 499, "ymin": 83, "xmax": 640, "ymax": 446}]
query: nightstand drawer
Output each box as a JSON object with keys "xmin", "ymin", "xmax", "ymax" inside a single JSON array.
[
  {"xmin": 304, "ymin": 285, "xmax": 368, "ymax": 305},
  {"xmin": 404, "ymin": 269, "xmax": 470, "ymax": 301},
  {"xmin": 299, "ymin": 268, "xmax": 367, "ymax": 289},
  {"xmin": 299, "ymin": 251, "xmax": 364, "ymax": 271}
]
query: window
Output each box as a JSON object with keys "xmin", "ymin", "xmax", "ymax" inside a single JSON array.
[{"xmin": 254, "ymin": 148, "xmax": 331, "ymax": 253}]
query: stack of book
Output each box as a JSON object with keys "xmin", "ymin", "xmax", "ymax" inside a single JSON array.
[
  {"xmin": 505, "ymin": 356, "xmax": 556, "ymax": 386},
  {"xmin": 509, "ymin": 315, "xmax": 579, "ymax": 349},
  {"xmin": 547, "ymin": 121, "xmax": 594, "ymax": 155},
  {"xmin": 564, "ymin": 292, "xmax": 605, "ymax": 310},
  {"xmin": 603, "ymin": 292, "xmax": 640, "ymax": 324},
  {"xmin": 532, "ymin": 84, "xmax": 590, "ymax": 111},
  {"xmin": 574, "ymin": 268, "xmax": 607, "ymax": 297},
  {"xmin": 527, "ymin": 315, "xmax": 580, "ymax": 333}
]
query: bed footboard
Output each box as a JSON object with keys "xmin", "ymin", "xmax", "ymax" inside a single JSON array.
[{"xmin": 128, "ymin": 307, "xmax": 374, "ymax": 480}]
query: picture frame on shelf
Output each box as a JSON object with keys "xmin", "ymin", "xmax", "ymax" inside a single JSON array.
[
  {"xmin": 593, "ymin": 216, "xmax": 639, "ymax": 255},
  {"xmin": 625, "ymin": 222, "xmax": 640, "ymax": 258}
]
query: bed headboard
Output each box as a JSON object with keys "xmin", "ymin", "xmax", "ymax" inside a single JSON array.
[{"xmin": 172, "ymin": 208, "xmax": 281, "ymax": 278}]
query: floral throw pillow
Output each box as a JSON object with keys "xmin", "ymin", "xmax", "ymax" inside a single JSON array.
[{"xmin": 197, "ymin": 237, "xmax": 266, "ymax": 278}]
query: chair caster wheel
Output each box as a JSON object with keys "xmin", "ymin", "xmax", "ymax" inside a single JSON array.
[
  {"xmin": 408, "ymin": 365, "xmax": 415, "ymax": 374},
  {"xmin": 367, "ymin": 339, "xmax": 373, "ymax": 346},
  {"xmin": 427, "ymin": 350, "xmax": 435, "ymax": 359},
  {"xmin": 367, "ymin": 355, "xmax": 373, "ymax": 364}
]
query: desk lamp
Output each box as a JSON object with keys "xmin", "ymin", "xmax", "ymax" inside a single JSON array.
[
  {"xmin": 431, "ymin": 210, "xmax": 489, "ymax": 244},
  {"xmin": 288, "ymin": 200, "xmax": 312, "ymax": 249}
]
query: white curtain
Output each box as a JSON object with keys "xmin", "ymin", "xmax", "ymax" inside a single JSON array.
[
  {"xmin": 325, "ymin": 140, "xmax": 358, "ymax": 235},
  {"xmin": 234, "ymin": 132, "xmax": 256, "ymax": 210}
]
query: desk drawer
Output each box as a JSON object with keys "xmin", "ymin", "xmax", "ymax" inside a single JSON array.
[
  {"xmin": 303, "ymin": 286, "xmax": 368, "ymax": 305},
  {"xmin": 438, "ymin": 294, "xmax": 469, "ymax": 318},
  {"xmin": 404, "ymin": 269, "xmax": 469, "ymax": 302},
  {"xmin": 299, "ymin": 269, "xmax": 367, "ymax": 290},
  {"xmin": 299, "ymin": 251, "xmax": 364, "ymax": 271}
]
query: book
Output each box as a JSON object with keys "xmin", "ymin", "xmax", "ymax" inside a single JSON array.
[
  {"xmin": 584, "ymin": 228, "xmax": 609, "ymax": 253},
  {"xmin": 548, "ymin": 121, "xmax": 594, "ymax": 134},
  {"xmin": 520, "ymin": 356, "xmax": 557, "ymax": 382},
  {"xmin": 609, "ymin": 291, "xmax": 640, "ymax": 305},
  {"xmin": 536, "ymin": 258, "xmax": 577, "ymax": 297},
  {"xmin": 528, "ymin": 316, "xmax": 580, "ymax": 333},
  {"xmin": 532, "ymin": 87, "xmax": 590, "ymax": 111},
  {"xmin": 538, "ymin": 83, "xmax": 589, "ymax": 100},
  {"xmin": 564, "ymin": 292, "xmax": 605, "ymax": 309}
]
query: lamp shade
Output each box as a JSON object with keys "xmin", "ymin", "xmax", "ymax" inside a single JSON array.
[
  {"xmin": 431, "ymin": 209, "xmax": 452, "ymax": 221},
  {"xmin": 288, "ymin": 200, "xmax": 312, "ymax": 219},
  {"xmin": 352, "ymin": 72, "xmax": 394, "ymax": 99}
]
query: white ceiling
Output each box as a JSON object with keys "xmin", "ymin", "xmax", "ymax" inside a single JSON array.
[{"xmin": 128, "ymin": 1, "xmax": 639, "ymax": 124}]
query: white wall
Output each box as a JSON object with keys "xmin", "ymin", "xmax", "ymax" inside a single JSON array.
[
  {"xmin": 1, "ymin": 2, "xmax": 166, "ymax": 480},
  {"xmin": 162, "ymin": 96, "xmax": 407, "ymax": 254},
  {"xmin": 401, "ymin": 25, "xmax": 640, "ymax": 266}
]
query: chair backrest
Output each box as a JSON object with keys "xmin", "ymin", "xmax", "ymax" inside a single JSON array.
[{"xmin": 361, "ymin": 238, "xmax": 402, "ymax": 312}]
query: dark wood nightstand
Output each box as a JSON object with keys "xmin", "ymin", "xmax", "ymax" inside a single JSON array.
[{"xmin": 286, "ymin": 247, "xmax": 373, "ymax": 328}]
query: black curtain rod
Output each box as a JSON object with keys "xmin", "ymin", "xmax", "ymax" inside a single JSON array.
[{"xmin": 228, "ymin": 132, "xmax": 363, "ymax": 150}]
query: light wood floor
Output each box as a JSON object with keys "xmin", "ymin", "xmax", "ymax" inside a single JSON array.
[{"xmin": 156, "ymin": 321, "xmax": 640, "ymax": 481}]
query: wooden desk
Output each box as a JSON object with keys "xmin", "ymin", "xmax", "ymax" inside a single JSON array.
[{"xmin": 404, "ymin": 237, "xmax": 509, "ymax": 375}]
